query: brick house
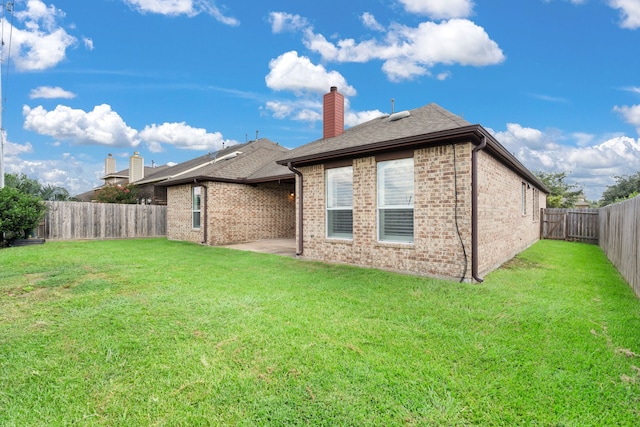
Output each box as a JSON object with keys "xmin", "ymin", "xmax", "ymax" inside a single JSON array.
[
  {"xmin": 75, "ymin": 152, "xmax": 172, "ymax": 203},
  {"xmin": 158, "ymin": 138, "xmax": 295, "ymax": 246},
  {"xmin": 277, "ymin": 87, "xmax": 548, "ymax": 282}
]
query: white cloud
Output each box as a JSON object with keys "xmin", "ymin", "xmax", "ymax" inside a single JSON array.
[
  {"xmin": 264, "ymin": 99, "xmax": 321, "ymax": 122},
  {"xmin": 345, "ymin": 109, "xmax": 386, "ymax": 127},
  {"xmin": 269, "ymin": 12, "xmax": 309, "ymax": 33},
  {"xmin": 528, "ymin": 93, "xmax": 570, "ymax": 103},
  {"xmin": 263, "ymin": 95, "xmax": 384, "ymax": 129},
  {"xmin": 303, "ymin": 19, "xmax": 504, "ymax": 82},
  {"xmin": 398, "ymin": 0, "xmax": 474, "ymax": 19},
  {"xmin": 139, "ymin": 122, "xmax": 237, "ymax": 153},
  {"xmin": 382, "ymin": 59, "xmax": 429, "ymax": 81},
  {"xmin": 1, "ymin": 128, "xmax": 96, "ymax": 196},
  {"xmin": 361, "ymin": 12, "xmax": 385, "ymax": 32},
  {"xmin": 29, "ymin": 86, "xmax": 77, "ymax": 99},
  {"xmin": 608, "ymin": 0, "xmax": 640, "ymax": 29},
  {"xmin": 614, "ymin": 104, "xmax": 640, "ymax": 132},
  {"xmin": 83, "ymin": 37, "xmax": 94, "ymax": 50},
  {"xmin": 558, "ymin": 0, "xmax": 640, "ymax": 29},
  {"xmin": 122, "ymin": 0, "xmax": 239, "ymax": 25},
  {"xmin": 5, "ymin": 0, "xmax": 77, "ymax": 71},
  {"xmin": 265, "ymin": 51, "xmax": 357, "ymax": 96},
  {"xmin": 22, "ymin": 104, "xmax": 140, "ymax": 148},
  {"xmin": 270, "ymin": 10, "xmax": 503, "ymax": 82},
  {"xmin": 490, "ymin": 124, "xmax": 640, "ymax": 200}
]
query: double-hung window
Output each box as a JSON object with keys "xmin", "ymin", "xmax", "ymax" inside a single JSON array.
[
  {"xmin": 192, "ymin": 186, "xmax": 202, "ymax": 229},
  {"xmin": 377, "ymin": 158, "xmax": 414, "ymax": 243},
  {"xmin": 326, "ymin": 166, "xmax": 353, "ymax": 239}
]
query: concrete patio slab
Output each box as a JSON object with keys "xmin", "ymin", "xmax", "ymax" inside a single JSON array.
[{"xmin": 222, "ymin": 238, "xmax": 297, "ymax": 257}]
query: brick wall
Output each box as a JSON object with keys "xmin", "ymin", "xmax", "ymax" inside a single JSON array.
[
  {"xmin": 167, "ymin": 184, "xmax": 204, "ymax": 244},
  {"xmin": 297, "ymin": 142, "xmax": 545, "ymax": 280},
  {"xmin": 476, "ymin": 151, "xmax": 546, "ymax": 276},
  {"xmin": 299, "ymin": 143, "xmax": 474, "ymax": 280},
  {"xmin": 167, "ymin": 181, "xmax": 295, "ymax": 245}
]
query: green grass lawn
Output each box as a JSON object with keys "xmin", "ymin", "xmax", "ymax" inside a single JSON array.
[{"xmin": 1, "ymin": 239, "xmax": 639, "ymax": 426}]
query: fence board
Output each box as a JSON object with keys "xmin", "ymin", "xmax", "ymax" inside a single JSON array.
[
  {"xmin": 40, "ymin": 201, "xmax": 166, "ymax": 240},
  {"xmin": 600, "ymin": 196, "xmax": 640, "ymax": 298},
  {"xmin": 542, "ymin": 208, "xmax": 599, "ymax": 243}
]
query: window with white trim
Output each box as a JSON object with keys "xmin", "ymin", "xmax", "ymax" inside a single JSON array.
[
  {"xmin": 377, "ymin": 158, "xmax": 414, "ymax": 243},
  {"xmin": 521, "ymin": 182, "xmax": 527, "ymax": 216},
  {"xmin": 192, "ymin": 186, "xmax": 202, "ymax": 229},
  {"xmin": 326, "ymin": 166, "xmax": 353, "ymax": 239}
]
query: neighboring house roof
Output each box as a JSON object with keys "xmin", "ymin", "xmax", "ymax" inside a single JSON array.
[
  {"xmin": 277, "ymin": 103, "xmax": 548, "ymax": 193},
  {"xmin": 157, "ymin": 138, "xmax": 294, "ymax": 187},
  {"xmin": 101, "ymin": 165, "xmax": 170, "ymax": 182}
]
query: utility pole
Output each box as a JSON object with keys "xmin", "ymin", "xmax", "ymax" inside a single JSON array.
[
  {"xmin": 0, "ymin": 1, "xmax": 13, "ymax": 189},
  {"xmin": 0, "ymin": 30, "xmax": 4, "ymax": 189},
  {"xmin": 0, "ymin": 47, "xmax": 4, "ymax": 190}
]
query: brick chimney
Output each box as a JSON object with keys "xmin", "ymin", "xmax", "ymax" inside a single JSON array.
[
  {"xmin": 323, "ymin": 86, "xmax": 344, "ymax": 139},
  {"xmin": 129, "ymin": 151, "xmax": 144, "ymax": 183},
  {"xmin": 105, "ymin": 153, "xmax": 116, "ymax": 175}
]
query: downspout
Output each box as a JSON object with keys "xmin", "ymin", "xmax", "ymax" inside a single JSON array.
[
  {"xmin": 198, "ymin": 180, "xmax": 208, "ymax": 245},
  {"xmin": 472, "ymin": 135, "xmax": 486, "ymax": 283},
  {"xmin": 287, "ymin": 162, "xmax": 303, "ymax": 256}
]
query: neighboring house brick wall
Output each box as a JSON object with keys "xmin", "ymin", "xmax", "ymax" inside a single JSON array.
[
  {"xmin": 166, "ymin": 182, "xmax": 295, "ymax": 246},
  {"xmin": 299, "ymin": 143, "xmax": 474, "ymax": 280},
  {"xmin": 476, "ymin": 150, "xmax": 546, "ymax": 276}
]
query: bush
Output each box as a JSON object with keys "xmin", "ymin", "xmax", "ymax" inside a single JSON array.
[
  {"xmin": 0, "ymin": 187, "xmax": 47, "ymax": 243},
  {"xmin": 95, "ymin": 184, "xmax": 139, "ymax": 204}
]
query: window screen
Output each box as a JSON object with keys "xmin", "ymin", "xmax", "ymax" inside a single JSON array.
[
  {"xmin": 326, "ymin": 166, "xmax": 353, "ymax": 239},
  {"xmin": 377, "ymin": 158, "xmax": 414, "ymax": 243}
]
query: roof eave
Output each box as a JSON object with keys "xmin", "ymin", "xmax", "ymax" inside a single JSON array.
[
  {"xmin": 277, "ymin": 124, "xmax": 549, "ymax": 194},
  {"xmin": 156, "ymin": 173, "xmax": 294, "ymax": 187},
  {"xmin": 277, "ymin": 125, "xmax": 483, "ymax": 166}
]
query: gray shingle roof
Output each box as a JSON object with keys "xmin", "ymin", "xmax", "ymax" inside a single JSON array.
[
  {"xmin": 158, "ymin": 139, "xmax": 294, "ymax": 186},
  {"xmin": 278, "ymin": 103, "xmax": 471, "ymax": 164}
]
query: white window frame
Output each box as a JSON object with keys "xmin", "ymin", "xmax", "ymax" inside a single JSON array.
[
  {"xmin": 192, "ymin": 186, "xmax": 202, "ymax": 229},
  {"xmin": 326, "ymin": 166, "xmax": 353, "ymax": 239},
  {"xmin": 377, "ymin": 158, "xmax": 414, "ymax": 243},
  {"xmin": 521, "ymin": 182, "xmax": 527, "ymax": 216}
]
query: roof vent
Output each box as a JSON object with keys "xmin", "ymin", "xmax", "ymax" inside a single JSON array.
[
  {"xmin": 214, "ymin": 151, "xmax": 242, "ymax": 163},
  {"xmin": 388, "ymin": 110, "xmax": 411, "ymax": 122}
]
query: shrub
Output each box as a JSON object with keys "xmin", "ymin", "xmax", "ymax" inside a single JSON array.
[
  {"xmin": 0, "ymin": 187, "xmax": 47, "ymax": 243},
  {"xmin": 94, "ymin": 184, "xmax": 139, "ymax": 204}
]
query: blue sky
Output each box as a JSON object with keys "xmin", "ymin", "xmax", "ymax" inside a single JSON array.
[{"xmin": 1, "ymin": 0, "xmax": 639, "ymax": 200}]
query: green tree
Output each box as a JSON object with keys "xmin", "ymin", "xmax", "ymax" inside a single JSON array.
[
  {"xmin": 40, "ymin": 184, "xmax": 76, "ymax": 201},
  {"xmin": 534, "ymin": 171, "xmax": 585, "ymax": 208},
  {"xmin": 95, "ymin": 183, "xmax": 139, "ymax": 204},
  {"xmin": 599, "ymin": 171, "xmax": 640, "ymax": 206},
  {"xmin": 4, "ymin": 173, "xmax": 77, "ymax": 201},
  {"xmin": 4, "ymin": 173, "xmax": 41, "ymax": 196},
  {"xmin": 0, "ymin": 187, "xmax": 47, "ymax": 243}
]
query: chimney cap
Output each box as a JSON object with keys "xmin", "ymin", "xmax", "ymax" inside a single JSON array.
[{"xmin": 330, "ymin": 86, "xmax": 338, "ymax": 92}]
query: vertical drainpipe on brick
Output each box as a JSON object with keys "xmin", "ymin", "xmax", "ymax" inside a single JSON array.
[
  {"xmin": 198, "ymin": 181, "xmax": 208, "ymax": 245},
  {"xmin": 472, "ymin": 133, "xmax": 486, "ymax": 283},
  {"xmin": 287, "ymin": 162, "xmax": 303, "ymax": 256}
]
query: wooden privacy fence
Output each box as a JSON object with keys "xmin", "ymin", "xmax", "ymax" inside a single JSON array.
[
  {"xmin": 541, "ymin": 208, "xmax": 599, "ymax": 244},
  {"xmin": 599, "ymin": 196, "xmax": 640, "ymax": 298},
  {"xmin": 40, "ymin": 201, "xmax": 167, "ymax": 240}
]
